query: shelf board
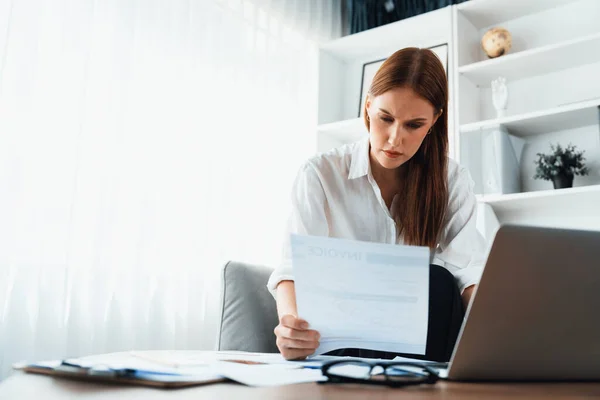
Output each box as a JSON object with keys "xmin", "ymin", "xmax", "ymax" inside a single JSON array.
[
  {"xmin": 457, "ymin": 0, "xmax": 574, "ymax": 30},
  {"xmin": 458, "ymin": 32, "xmax": 600, "ymax": 86},
  {"xmin": 477, "ymin": 185, "xmax": 600, "ymax": 215},
  {"xmin": 319, "ymin": 7, "xmax": 449, "ymax": 61},
  {"xmin": 460, "ymin": 98, "xmax": 600, "ymax": 136},
  {"xmin": 318, "ymin": 118, "xmax": 367, "ymax": 143}
]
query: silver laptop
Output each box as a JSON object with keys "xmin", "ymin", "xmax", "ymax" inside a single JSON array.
[{"xmin": 443, "ymin": 224, "xmax": 600, "ymax": 381}]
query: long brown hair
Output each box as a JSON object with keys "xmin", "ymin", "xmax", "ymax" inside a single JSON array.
[{"xmin": 363, "ymin": 47, "xmax": 449, "ymax": 249}]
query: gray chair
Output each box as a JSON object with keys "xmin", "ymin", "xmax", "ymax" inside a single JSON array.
[{"xmin": 216, "ymin": 261, "xmax": 279, "ymax": 353}]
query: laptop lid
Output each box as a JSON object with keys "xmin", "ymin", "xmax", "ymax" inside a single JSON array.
[{"xmin": 447, "ymin": 224, "xmax": 600, "ymax": 381}]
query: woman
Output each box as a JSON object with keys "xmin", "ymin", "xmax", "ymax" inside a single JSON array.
[{"xmin": 267, "ymin": 47, "xmax": 487, "ymax": 362}]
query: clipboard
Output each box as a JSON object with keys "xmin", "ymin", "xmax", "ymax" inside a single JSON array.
[{"xmin": 14, "ymin": 360, "xmax": 227, "ymax": 389}]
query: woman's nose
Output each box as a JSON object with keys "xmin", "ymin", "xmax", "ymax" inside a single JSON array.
[{"xmin": 387, "ymin": 126, "xmax": 405, "ymax": 147}]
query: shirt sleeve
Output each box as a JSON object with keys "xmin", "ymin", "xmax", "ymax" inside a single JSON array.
[
  {"xmin": 267, "ymin": 162, "xmax": 329, "ymax": 299},
  {"xmin": 433, "ymin": 166, "xmax": 488, "ymax": 293}
]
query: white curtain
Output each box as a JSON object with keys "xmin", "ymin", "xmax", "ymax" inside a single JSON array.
[{"xmin": 0, "ymin": 0, "xmax": 341, "ymax": 378}]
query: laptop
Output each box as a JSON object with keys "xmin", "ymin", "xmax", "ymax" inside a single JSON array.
[{"xmin": 441, "ymin": 224, "xmax": 600, "ymax": 381}]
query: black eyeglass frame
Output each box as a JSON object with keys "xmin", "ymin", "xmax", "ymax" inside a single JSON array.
[{"xmin": 320, "ymin": 360, "xmax": 440, "ymax": 388}]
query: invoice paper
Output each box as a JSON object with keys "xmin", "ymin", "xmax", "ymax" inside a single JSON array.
[{"xmin": 291, "ymin": 234, "xmax": 430, "ymax": 355}]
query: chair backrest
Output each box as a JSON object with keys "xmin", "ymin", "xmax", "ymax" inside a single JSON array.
[{"xmin": 216, "ymin": 261, "xmax": 279, "ymax": 353}]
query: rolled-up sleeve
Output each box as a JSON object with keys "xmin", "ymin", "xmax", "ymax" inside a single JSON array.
[
  {"xmin": 433, "ymin": 166, "xmax": 488, "ymax": 293},
  {"xmin": 267, "ymin": 162, "xmax": 329, "ymax": 298}
]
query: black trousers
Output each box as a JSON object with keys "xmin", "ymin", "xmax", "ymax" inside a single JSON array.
[{"xmin": 325, "ymin": 264, "xmax": 465, "ymax": 362}]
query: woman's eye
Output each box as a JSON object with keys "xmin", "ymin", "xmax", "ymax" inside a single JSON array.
[
  {"xmin": 380, "ymin": 116, "xmax": 393, "ymax": 123},
  {"xmin": 406, "ymin": 123, "xmax": 423, "ymax": 130}
]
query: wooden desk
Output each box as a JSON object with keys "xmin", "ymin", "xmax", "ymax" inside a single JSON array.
[{"xmin": 1, "ymin": 372, "xmax": 600, "ymax": 399}]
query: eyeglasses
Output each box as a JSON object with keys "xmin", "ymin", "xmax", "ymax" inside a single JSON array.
[{"xmin": 320, "ymin": 359, "xmax": 441, "ymax": 388}]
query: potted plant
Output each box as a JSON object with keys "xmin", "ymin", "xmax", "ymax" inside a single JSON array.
[{"xmin": 533, "ymin": 143, "xmax": 589, "ymax": 189}]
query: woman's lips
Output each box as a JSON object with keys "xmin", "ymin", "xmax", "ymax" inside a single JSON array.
[{"xmin": 383, "ymin": 150, "xmax": 402, "ymax": 159}]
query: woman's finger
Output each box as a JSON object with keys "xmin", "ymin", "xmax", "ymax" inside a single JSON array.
[
  {"xmin": 280, "ymin": 314, "xmax": 309, "ymax": 330},
  {"xmin": 274, "ymin": 325, "xmax": 320, "ymax": 342},
  {"xmin": 276, "ymin": 337, "xmax": 319, "ymax": 351}
]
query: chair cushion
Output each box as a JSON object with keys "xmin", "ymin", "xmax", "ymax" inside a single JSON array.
[{"xmin": 217, "ymin": 261, "xmax": 279, "ymax": 353}]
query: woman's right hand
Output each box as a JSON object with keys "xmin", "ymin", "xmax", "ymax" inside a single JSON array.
[{"xmin": 274, "ymin": 314, "xmax": 321, "ymax": 360}]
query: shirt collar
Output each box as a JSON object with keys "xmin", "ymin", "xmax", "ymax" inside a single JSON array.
[{"xmin": 348, "ymin": 136, "xmax": 371, "ymax": 180}]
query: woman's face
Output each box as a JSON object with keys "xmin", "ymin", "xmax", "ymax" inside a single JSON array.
[{"xmin": 366, "ymin": 87, "xmax": 440, "ymax": 171}]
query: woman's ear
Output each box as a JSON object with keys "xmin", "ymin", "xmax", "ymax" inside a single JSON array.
[
  {"xmin": 365, "ymin": 95, "xmax": 372, "ymax": 116},
  {"xmin": 431, "ymin": 109, "xmax": 443, "ymax": 129}
]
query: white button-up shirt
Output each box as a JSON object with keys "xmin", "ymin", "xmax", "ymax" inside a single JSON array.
[{"xmin": 267, "ymin": 137, "xmax": 487, "ymax": 298}]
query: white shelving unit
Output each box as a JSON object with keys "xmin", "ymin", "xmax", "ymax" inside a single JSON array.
[
  {"xmin": 456, "ymin": 0, "xmax": 575, "ymax": 30},
  {"xmin": 460, "ymin": 98, "xmax": 600, "ymax": 136},
  {"xmin": 453, "ymin": 0, "xmax": 600, "ymax": 235},
  {"xmin": 476, "ymin": 185, "xmax": 600, "ymax": 231},
  {"xmin": 317, "ymin": 118, "xmax": 365, "ymax": 142},
  {"xmin": 477, "ymin": 184, "xmax": 600, "ymax": 211},
  {"xmin": 458, "ymin": 32, "xmax": 600, "ymax": 87},
  {"xmin": 315, "ymin": 0, "xmax": 600, "ymax": 238},
  {"xmin": 316, "ymin": 7, "xmax": 455, "ymax": 154}
]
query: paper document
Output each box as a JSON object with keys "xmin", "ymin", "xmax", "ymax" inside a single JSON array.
[
  {"xmin": 291, "ymin": 234, "xmax": 430, "ymax": 355},
  {"xmin": 129, "ymin": 350, "xmax": 291, "ymax": 367},
  {"xmin": 129, "ymin": 350, "xmax": 389, "ymax": 370},
  {"xmin": 130, "ymin": 350, "xmax": 324, "ymax": 369},
  {"xmin": 391, "ymin": 355, "xmax": 447, "ymax": 366},
  {"xmin": 210, "ymin": 362, "xmax": 326, "ymax": 386},
  {"xmin": 392, "ymin": 356, "xmax": 449, "ymax": 377},
  {"xmin": 63, "ymin": 352, "xmax": 214, "ymax": 376},
  {"xmin": 14, "ymin": 352, "xmax": 327, "ymax": 387}
]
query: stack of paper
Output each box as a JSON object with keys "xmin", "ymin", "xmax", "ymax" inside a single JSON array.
[{"xmin": 13, "ymin": 351, "xmax": 329, "ymax": 387}]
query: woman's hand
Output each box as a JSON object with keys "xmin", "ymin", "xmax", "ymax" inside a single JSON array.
[{"xmin": 274, "ymin": 314, "xmax": 320, "ymax": 360}]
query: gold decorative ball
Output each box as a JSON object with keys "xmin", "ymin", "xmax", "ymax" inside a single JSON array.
[{"xmin": 481, "ymin": 27, "xmax": 512, "ymax": 58}]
